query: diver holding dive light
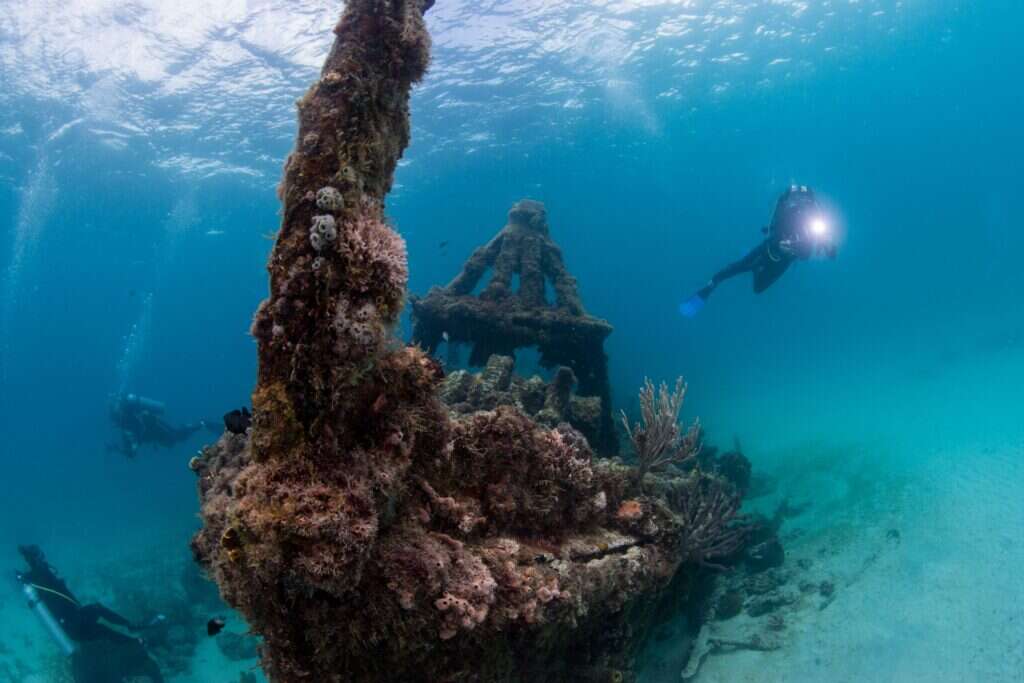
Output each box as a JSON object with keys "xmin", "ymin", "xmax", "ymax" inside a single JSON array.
[
  {"xmin": 680, "ymin": 185, "xmax": 837, "ymax": 317},
  {"xmin": 15, "ymin": 545, "xmax": 165, "ymax": 682}
]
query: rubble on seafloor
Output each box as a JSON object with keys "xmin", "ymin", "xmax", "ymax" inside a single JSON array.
[
  {"xmin": 187, "ymin": 1, "xmax": 772, "ymax": 681},
  {"xmin": 673, "ymin": 565, "xmax": 810, "ymax": 679},
  {"xmin": 643, "ymin": 495, "xmax": 877, "ymax": 682},
  {"xmin": 104, "ymin": 564, "xmax": 225, "ymax": 677}
]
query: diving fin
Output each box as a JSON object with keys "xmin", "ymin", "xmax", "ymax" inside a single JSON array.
[{"xmin": 679, "ymin": 293, "xmax": 706, "ymax": 318}]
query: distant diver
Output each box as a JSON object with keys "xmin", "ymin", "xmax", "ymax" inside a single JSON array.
[
  {"xmin": 15, "ymin": 545, "xmax": 165, "ymax": 683},
  {"xmin": 680, "ymin": 185, "xmax": 837, "ymax": 317},
  {"xmin": 108, "ymin": 393, "xmax": 216, "ymax": 458}
]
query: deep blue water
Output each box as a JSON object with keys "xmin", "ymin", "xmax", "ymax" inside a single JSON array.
[{"xmin": 1, "ymin": 1, "xmax": 1022, "ymax": 680}]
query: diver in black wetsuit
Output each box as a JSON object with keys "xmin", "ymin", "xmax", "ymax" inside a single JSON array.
[
  {"xmin": 15, "ymin": 545, "xmax": 165, "ymax": 683},
  {"xmin": 680, "ymin": 185, "xmax": 837, "ymax": 316},
  {"xmin": 109, "ymin": 393, "xmax": 210, "ymax": 458}
]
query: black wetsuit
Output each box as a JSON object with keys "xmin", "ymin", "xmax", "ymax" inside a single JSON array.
[
  {"xmin": 699, "ymin": 186, "xmax": 834, "ymax": 298},
  {"xmin": 111, "ymin": 397, "xmax": 201, "ymax": 458},
  {"xmin": 17, "ymin": 546, "xmax": 164, "ymax": 683}
]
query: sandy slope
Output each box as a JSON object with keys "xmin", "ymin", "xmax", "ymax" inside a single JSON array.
[{"xmin": 684, "ymin": 347, "xmax": 1024, "ymax": 682}]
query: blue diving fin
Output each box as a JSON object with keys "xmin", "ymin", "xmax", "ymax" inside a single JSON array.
[{"xmin": 679, "ymin": 292, "xmax": 707, "ymax": 318}]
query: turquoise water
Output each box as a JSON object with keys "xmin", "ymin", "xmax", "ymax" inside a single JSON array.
[{"xmin": 1, "ymin": 1, "xmax": 1022, "ymax": 681}]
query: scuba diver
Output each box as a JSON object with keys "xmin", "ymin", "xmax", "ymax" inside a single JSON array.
[
  {"xmin": 680, "ymin": 185, "xmax": 837, "ymax": 317},
  {"xmin": 108, "ymin": 393, "xmax": 213, "ymax": 458},
  {"xmin": 15, "ymin": 545, "xmax": 165, "ymax": 683}
]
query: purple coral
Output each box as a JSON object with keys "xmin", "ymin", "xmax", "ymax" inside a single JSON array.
[
  {"xmin": 622, "ymin": 377, "xmax": 701, "ymax": 485},
  {"xmin": 431, "ymin": 535, "xmax": 497, "ymax": 639},
  {"xmin": 340, "ymin": 201, "xmax": 409, "ymax": 303},
  {"xmin": 676, "ymin": 473, "xmax": 749, "ymax": 570}
]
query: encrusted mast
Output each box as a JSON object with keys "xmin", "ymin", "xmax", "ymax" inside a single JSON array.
[
  {"xmin": 196, "ymin": 0, "xmax": 451, "ymax": 677},
  {"xmin": 249, "ymin": 0, "xmax": 438, "ymax": 465},
  {"xmin": 412, "ymin": 199, "xmax": 619, "ymax": 454}
]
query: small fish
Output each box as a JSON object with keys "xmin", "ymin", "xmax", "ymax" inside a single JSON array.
[
  {"xmin": 207, "ymin": 617, "xmax": 226, "ymax": 636},
  {"xmin": 441, "ymin": 331, "xmax": 449, "ymax": 343},
  {"xmin": 439, "ymin": 240, "xmax": 449, "ymax": 249},
  {"xmin": 223, "ymin": 407, "xmax": 252, "ymax": 435},
  {"xmin": 205, "ymin": 229, "xmax": 225, "ymax": 236}
]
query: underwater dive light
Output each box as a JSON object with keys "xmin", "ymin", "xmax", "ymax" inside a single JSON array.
[{"xmin": 808, "ymin": 216, "xmax": 829, "ymax": 239}]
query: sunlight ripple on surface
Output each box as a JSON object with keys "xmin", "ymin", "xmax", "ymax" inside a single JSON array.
[{"xmin": 0, "ymin": 0, "xmax": 907, "ymax": 177}]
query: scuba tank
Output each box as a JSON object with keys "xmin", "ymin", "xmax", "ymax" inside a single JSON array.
[
  {"xmin": 124, "ymin": 393, "xmax": 166, "ymax": 414},
  {"xmin": 20, "ymin": 580, "xmax": 78, "ymax": 656},
  {"xmin": 770, "ymin": 186, "xmax": 817, "ymax": 236},
  {"xmin": 767, "ymin": 185, "xmax": 821, "ymax": 259}
]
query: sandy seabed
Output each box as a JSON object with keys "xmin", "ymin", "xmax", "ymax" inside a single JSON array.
[{"xmin": 678, "ymin": 345, "xmax": 1024, "ymax": 682}]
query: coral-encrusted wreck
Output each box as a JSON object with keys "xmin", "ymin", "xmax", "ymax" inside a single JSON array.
[
  {"xmin": 440, "ymin": 354, "xmax": 606, "ymax": 449},
  {"xmin": 411, "ymin": 198, "xmax": 618, "ymax": 454},
  {"xmin": 191, "ymin": 2, "xmax": 745, "ymax": 681}
]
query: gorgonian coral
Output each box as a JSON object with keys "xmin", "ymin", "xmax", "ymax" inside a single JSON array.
[
  {"xmin": 622, "ymin": 377, "xmax": 702, "ymax": 486},
  {"xmin": 676, "ymin": 473, "xmax": 748, "ymax": 570}
]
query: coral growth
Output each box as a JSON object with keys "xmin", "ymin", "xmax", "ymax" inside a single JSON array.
[
  {"xmin": 439, "ymin": 353, "xmax": 604, "ymax": 446},
  {"xmin": 194, "ymin": 410, "xmax": 690, "ymax": 680},
  {"xmin": 192, "ymin": 2, "xmax": 755, "ymax": 682},
  {"xmin": 195, "ymin": 399, "xmax": 750, "ymax": 680},
  {"xmin": 309, "ymin": 214, "xmax": 337, "ymax": 251},
  {"xmin": 622, "ymin": 378, "xmax": 702, "ymax": 485},
  {"xmin": 246, "ymin": 0, "xmax": 433, "ymax": 466},
  {"xmin": 411, "ymin": 198, "xmax": 619, "ymax": 454},
  {"xmin": 663, "ymin": 470, "xmax": 749, "ymax": 571}
]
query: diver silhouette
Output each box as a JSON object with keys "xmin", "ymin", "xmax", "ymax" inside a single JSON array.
[
  {"xmin": 15, "ymin": 545, "xmax": 165, "ymax": 683},
  {"xmin": 680, "ymin": 185, "xmax": 837, "ymax": 316},
  {"xmin": 108, "ymin": 393, "xmax": 214, "ymax": 458}
]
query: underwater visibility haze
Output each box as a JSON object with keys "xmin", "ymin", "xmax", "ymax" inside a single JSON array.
[{"xmin": 0, "ymin": 0, "xmax": 1022, "ymax": 681}]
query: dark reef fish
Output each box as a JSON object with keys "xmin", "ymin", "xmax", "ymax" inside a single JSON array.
[
  {"xmin": 207, "ymin": 617, "xmax": 226, "ymax": 636},
  {"xmin": 223, "ymin": 407, "xmax": 252, "ymax": 435}
]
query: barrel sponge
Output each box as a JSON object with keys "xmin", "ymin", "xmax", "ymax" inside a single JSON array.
[
  {"xmin": 316, "ymin": 186, "xmax": 344, "ymax": 212},
  {"xmin": 332, "ymin": 296, "xmax": 383, "ymax": 358},
  {"xmin": 310, "ymin": 214, "xmax": 338, "ymax": 251}
]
